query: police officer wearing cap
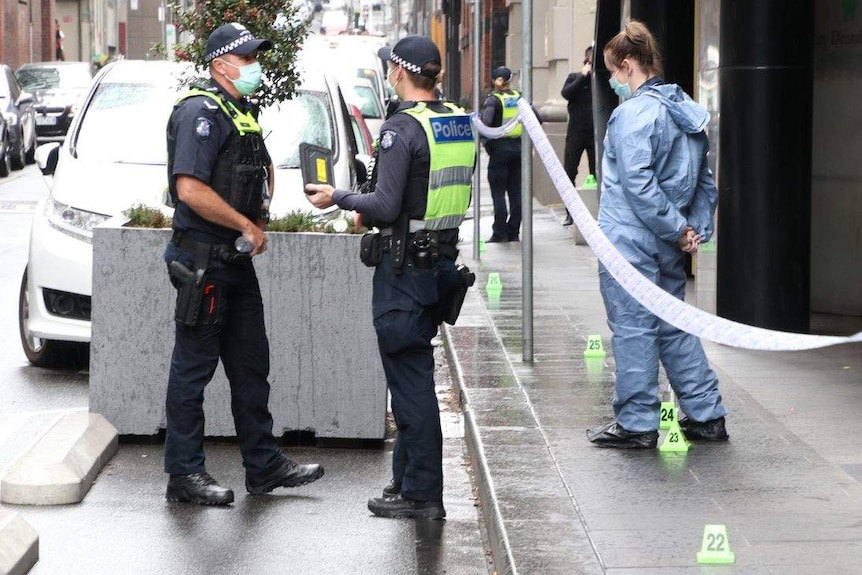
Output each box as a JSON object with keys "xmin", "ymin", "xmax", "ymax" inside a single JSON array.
[
  {"xmin": 306, "ymin": 35, "xmax": 476, "ymax": 520},
  {"xmin": 163, "ymin": 22, "xmax": 323, "ymax": 506},
  {"xmin": 480, "ymin": 66, "xmax": 537, "ymax": 243}
]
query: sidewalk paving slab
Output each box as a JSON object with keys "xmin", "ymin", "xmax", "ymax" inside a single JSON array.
[{"xmin": 446, "ymin": 193, "xmax": 862, "ymax": 574}]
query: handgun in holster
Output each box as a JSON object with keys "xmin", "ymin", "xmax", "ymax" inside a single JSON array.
[{"xmin": 168, "ymin": 241, "xmax": 209, "ymax": 326}]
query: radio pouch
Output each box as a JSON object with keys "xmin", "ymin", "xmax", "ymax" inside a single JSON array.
[{"xmin": 360, "ymin": 232, "xmax": 382, "ymax": 267}]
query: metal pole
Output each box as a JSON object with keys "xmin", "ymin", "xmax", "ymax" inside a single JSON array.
[
  {"xmin": 520, "ymin": 0, "xmax": 533, "ymax": 362},
  {"xmin": 471, "ymin": 0, "xmax": 481, "ymax": 261},
  {"xmin": 29, "ymin": 1, "xmax": 34, "ymax": 64}
]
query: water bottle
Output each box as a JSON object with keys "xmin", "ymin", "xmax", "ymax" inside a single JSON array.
[{"xmin": 235, "ymin": 237, "xmax": 254, "ymax": 253}]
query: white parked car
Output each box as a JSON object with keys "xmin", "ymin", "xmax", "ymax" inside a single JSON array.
[
  {"xmin": 339, "ymin": 76, "xmax": 384, "ymax": 140},
  {"xmin": 260, "ymin": 69, "xmax": 365, "ymax": 218},
  {"xmin": 307, "ymin": 34, "xmax": 389, "ymax": 112},
  {"xmin": 19, "ymin": 59, "xmax": 366, "ymax": 367}
]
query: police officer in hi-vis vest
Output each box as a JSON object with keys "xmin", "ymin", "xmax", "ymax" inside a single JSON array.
[
  {"xmin": 163, "ymin": 22, "xmax": 323, "ymax": 506},
  {"xmin": 306, "ymin": 35, "xmax": 476, "ymax": 520},
  {"xmin": 481, "ymin": 66, "xmax": 529, "ymax": 243}
]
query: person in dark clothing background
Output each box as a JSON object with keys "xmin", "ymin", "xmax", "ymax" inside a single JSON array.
[{"xmin": 560, "ymin": 45, "xmax": 596, "ymax": 226}]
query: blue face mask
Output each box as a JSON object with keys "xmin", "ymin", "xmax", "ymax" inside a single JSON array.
[
  {"xmin": 223, "ymin": 60, "xmax": 263, "ymax": 96},
  {"xmin": 609, "ymin": 70, "xmax": 632, "ymax": 100}
]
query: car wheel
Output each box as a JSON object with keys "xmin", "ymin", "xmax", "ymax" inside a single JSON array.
[
  {"xmin": 0, "ymin": 145, "xmax": 10, "ymax": 177},
  {"xmin": 11, "ymin": 128, "xmax": 25, "ymax": 170},
  {"xmin": 18, "ymin": 268, "xmax": 87, "ymax": 369}
]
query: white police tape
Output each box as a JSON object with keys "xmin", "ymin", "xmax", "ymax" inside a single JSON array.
[{"xmin": 470, "ymin": 101, "xmax": 862, "ymax": 351}]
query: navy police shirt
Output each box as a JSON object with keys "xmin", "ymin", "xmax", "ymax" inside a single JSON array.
[
  {"xmin": 333, "ymin": 100, "xmax": 449, "ymax": 226},
  {"xmin": 167, "ymin": 80, "xmax": 270, "ymax": 241}
]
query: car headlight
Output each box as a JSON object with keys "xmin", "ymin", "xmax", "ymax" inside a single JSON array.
[
  {"xmin": 44, "ymin": 196, "xmax": 110, "ymax": 244},
  {"xmin": 4, "ymin": 112, "xmax": 17, "ymax": 126}
]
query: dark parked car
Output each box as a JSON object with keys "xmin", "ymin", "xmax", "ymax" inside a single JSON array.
[
  {"xmin": 0, "ymin": 64, "xmax": 36, "ymax": 169},
  {"xmin": 0, "ymin": 115, "xmax": 11, "ymax": 177},
  {"xmin": 15, "ymin": 61, "xmax": 92, "ymax": 144}
]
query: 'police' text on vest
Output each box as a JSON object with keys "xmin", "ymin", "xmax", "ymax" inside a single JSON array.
[{"xmin": 430, "ymin": 116, "xmax": 473, "ymax": 143}]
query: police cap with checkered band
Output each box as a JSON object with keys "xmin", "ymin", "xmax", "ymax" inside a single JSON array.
[
  {"xmin": 377, "ymin": 36, "xmax": 441, "ymax": 80},
  {"xmin": 204, "ymin": 22, "xmax": 273, "ymax": 63}
]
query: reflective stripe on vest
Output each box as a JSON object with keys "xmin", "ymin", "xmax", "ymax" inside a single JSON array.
[
  {"xmin": 403, "ymin": 102, "xmax": 476, "ymax": 231},
  {"xmin": 178, "ymin": 87, "xmax": 262, "ymax": 136},
  {"xmin": 493, "ymin": 90, "xmax": 522, "ymax": 138}
]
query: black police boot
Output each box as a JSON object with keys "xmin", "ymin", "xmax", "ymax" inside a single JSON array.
[
  {"xmin": 382, "ymin": 479, "xmax": 401, "ymax": 498},
  {"xmin": 367, "ymin": 494, "xmax": 446, "ymax": 520},
  {"xmin": 679, "ymin": 416, "xmax": 729, "ymax": 441},
  {"xmin": 562, "ymin": 212, "xmax": 574, "ymax": 226},
  {"xmin": 586, "ymin": 421, "xmax": 658, "ymax": 449},
  {"xmin": 166, "ymin": 472, "xmax": 234, "ymax": 506},
  {"xmin": 246, "ymin": 458, "xmax": 325, "ymax": 495},
  {"xmin": 486, "ymin": 236, "xmax": 508, "ymax": 243}
]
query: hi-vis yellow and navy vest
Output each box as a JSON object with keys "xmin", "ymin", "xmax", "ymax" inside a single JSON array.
[
  {"xmin": 493, "ymin": 90, "xmax": 523, "ymax": 138},
  {"xmin": 168, "ymin": 87, "xmax": 267, "ymax": 221},
  {"xmin": 403, "ymin": 102, "xmax": 476, "ymax": 231}
]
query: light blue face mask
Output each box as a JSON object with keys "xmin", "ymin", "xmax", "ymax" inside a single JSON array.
[
  {"xmin": 223, "ymin": 60, "xmax": 263, "ymax": 96},
  {"xmin": 609, "ymin": 70, "xmax": 632, "ymax": 100}
]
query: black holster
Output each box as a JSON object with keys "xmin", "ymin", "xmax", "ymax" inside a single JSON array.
[
  {"xmin": 438, "ymin": 264, "xmax": 475, "ymax": 325},
  {"xmin": 168, "ymin": 238, "xmax": 209, "ymax": 326},
  {"xmin": 169, "ymin": 260, "xmax": 206, "ymax": 326}
]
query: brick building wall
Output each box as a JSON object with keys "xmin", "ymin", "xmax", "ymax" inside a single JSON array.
[
  {"xmin": 1, "ymin": 0, "xmax": 55, "ymax": 69},
  {"xmin": 458, "ymin": 0, "xmax": 505, "ymax": 109},
  {"xmin": 127, "ymin": 0, "xmax": 165, "ymax": 59},
  {"xmin": 41, "ymin": 0, "xmax": 57, "ymax": 62}
]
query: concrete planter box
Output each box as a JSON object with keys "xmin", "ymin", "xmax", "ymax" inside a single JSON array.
[{"xmin": 90, "ymin": 223, "xmax": 386, "ymax": 439}]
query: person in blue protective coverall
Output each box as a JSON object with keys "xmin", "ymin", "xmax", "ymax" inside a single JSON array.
[{"xmin": 586, "ymin": 20, "xmax": 729, "ymax": 449}]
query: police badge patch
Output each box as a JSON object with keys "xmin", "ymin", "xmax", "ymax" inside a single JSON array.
[
  {"xmin": 195, "ymin": 117, "xmax": 212, "ymax": 139},
  {"xmin": 379, "ymin": 130, "xmax": 397, "ymax": 151}
]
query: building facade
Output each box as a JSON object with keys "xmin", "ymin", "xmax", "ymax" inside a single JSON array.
[{"xmin": 427, "ymin": 0, "xmax": 861, "ymax": 332}]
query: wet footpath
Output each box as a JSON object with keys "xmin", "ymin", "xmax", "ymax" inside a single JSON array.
[{"xmin": 446, "ymin": 189, "xmax": 862, "ymax": 574}]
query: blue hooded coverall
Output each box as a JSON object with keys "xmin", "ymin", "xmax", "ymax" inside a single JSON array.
[{"xmin": 598, "ymin": 78, "xmax": 727, "ymax": 433}]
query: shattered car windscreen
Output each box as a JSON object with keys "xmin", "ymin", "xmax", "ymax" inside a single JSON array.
[{"xmin": 259, "ymin": 91, "xmax": 334, "ymax": 169}]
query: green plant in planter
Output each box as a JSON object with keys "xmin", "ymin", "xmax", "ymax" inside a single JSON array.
[
  {"xmin": 170, "ymin": 0, "xmax": 309, "ymax": 108},
  {"xmin": 124, "ymin": 204, "xmax": 173, "ymax": 228},
  {"xmin": 266, "ymin": 210, "xmax": 365, "ymax": 234}
]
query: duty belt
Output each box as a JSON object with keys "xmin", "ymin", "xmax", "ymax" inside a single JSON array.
[
  {"xmin": 381, "ymin": 230, "xmax": 459, "ymax": 260},
  {"xmin": 171, "ymin": 230, "xmax": 251, "ymax": 265}
]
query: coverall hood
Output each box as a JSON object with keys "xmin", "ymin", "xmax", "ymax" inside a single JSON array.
[{"xmin": 640, "ymin": 83, "xmax": 709, "ymax": 134}]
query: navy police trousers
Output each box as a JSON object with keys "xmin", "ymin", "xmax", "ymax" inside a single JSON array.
[
  {"xmin": 163, "ymin": 241, "xmax": 283, "ymax": 481},
  {"xmin": 372, "ymin": 253, "xmax": 460, "ymax": 503}
]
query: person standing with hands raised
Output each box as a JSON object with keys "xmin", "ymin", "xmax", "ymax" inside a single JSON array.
[{"xmin": 560, "ymin": 45, "xmax": 596, "ymax": 227}]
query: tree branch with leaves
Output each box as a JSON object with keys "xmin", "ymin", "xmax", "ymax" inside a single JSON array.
[{"xmin": 171, "ymin": 0, "xmax": 310, "ymax": 107}]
